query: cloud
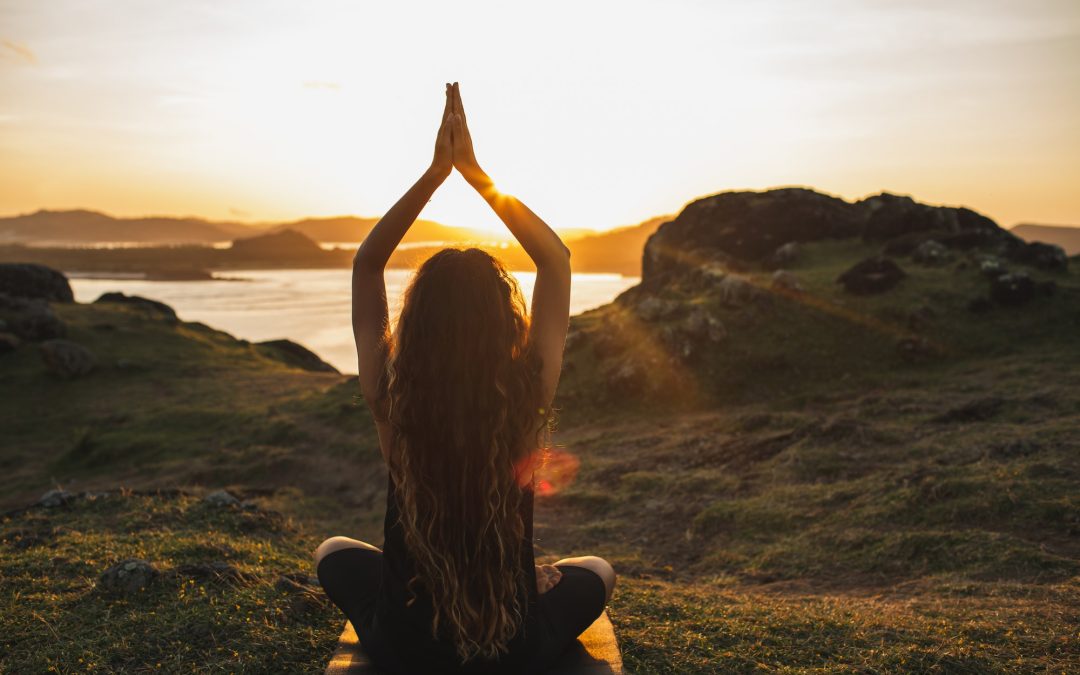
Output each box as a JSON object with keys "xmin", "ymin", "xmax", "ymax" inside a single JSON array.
[
  {"xmin": 302, "ymin": 81, "xmax": 340, "ymax": 90},
  {"xmin": 1, "ymin": 39, "xmax": 37, "ymax": 65}
]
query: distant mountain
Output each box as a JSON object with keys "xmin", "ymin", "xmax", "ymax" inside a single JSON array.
[
  {"xmin": 1011, "ymin": 224, "xmax": 1080, "ymax": 255},
  {"xmin": 566, "ymin": 216, "xmax": 670, "ymax": 276},
  {"xmin": 0, "ymin": 209, "xmax": 259, "ymax": 245},
  {"xmin": 269, "ymin": 216, "xmax": 493, "ymax": 245}
]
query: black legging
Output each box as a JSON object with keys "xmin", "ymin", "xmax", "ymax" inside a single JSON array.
[{"xmin": 317, "ymin": 547, "xmax": 607, "ymax": 674}]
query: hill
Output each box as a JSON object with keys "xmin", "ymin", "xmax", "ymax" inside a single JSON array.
[
  {"xmin": 0, "ymin": 209, "xmax": 597, "ymax": 249},
  {"xmin": 563, "ymin": 216, "xmax": 670, "ymax": 276},
  {"xmin": 2, "ymin": 183, "xmax": 1080, "ymax": 672},
  {"xmin": 269, "ymin": 216, "xmax": 495, "ymax": 246},
  {"xmin": 0, "ymin": 209, "xmax": 258, "ymax": 245},
  {"xmin": 1012, "ymin": 223, "xmax": 1080, "ymax": 255}
]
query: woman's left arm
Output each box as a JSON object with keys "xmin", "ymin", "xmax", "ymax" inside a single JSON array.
[{"xmin": 352, "ymin": 85, "xmax": 454, "ymax": 422}]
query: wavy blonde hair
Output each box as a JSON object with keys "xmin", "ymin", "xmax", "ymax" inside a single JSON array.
[{"xmin": 382, "ymin": 247, "xmax": 550, "ymax": 662}]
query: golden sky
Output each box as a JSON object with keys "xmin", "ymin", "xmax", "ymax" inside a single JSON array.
[{"xmin": 1, "ymin": 0, "xmax": 1078, "ymax": 233}]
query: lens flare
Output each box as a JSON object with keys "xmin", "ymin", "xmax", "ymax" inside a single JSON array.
[{"xmin": 514, "ymin": 448, "xmax": 580, "ymax": 495}]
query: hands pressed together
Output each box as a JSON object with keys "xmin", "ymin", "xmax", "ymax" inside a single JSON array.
[
  {"xmin": 535, "ymin": 563, "xmax": 563, "ymax": 595},
  {"xmin": 431, "ymin": 82, "xmax": 485, "ymax": 184}
]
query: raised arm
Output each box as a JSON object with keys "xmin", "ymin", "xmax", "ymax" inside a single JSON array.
[
  {"xmin": 448, "ymin": 83, "xmax": 571, "ymax": 410},
  {"xmin": 352, "ymin": 85, "xmax": 454, "ymax": 428}
]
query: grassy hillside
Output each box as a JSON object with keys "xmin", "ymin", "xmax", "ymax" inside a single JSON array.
[{"xmin": 3, "ymin": 230, "xmax": 1080, "ymax": 672}]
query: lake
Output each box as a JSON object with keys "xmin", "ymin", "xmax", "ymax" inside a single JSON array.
[{"xmin": 70, "ymin": 269, "xmax": 638, "ymax": 373}]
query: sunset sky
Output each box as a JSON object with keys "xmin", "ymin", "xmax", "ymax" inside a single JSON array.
[{"xmin": 1, "ymin": 0, "xmax": 1078, "ymax": 234}]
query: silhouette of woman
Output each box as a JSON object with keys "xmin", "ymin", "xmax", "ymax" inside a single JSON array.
[{"xmin": 314, "ymin": 83, "xmax": 616, "ymax": 673}]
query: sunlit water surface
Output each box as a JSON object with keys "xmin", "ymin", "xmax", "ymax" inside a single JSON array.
[{"xmin": 70, "ymin": 269, "xmax": 638, "ymax": 373}]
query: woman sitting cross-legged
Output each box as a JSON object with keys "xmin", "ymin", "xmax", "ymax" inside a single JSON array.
[{"xmin": 314, "ymin": 82, "xmax": 616, "ymax": 674}]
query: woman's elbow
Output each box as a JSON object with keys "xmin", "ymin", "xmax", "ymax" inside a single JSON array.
[{"xmin": 352, "ymin": 247, "xmax": 381, "ymax": 273}]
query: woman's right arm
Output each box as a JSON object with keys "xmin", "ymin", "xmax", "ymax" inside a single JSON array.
[{"xmin": 448, "ymin": 83, "xmax": 571, "ymax": 409}]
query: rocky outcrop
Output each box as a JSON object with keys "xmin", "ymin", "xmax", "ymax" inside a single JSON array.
[
  {"xmin": 643, "ymin": 188, "xmax": 863, "ymax": 285},
  {"xmin": 0, "ymin": 263, "xmax": 74, "ymax": 302},
  {"xmin": 859, "ymin": 193, "xmax": 1001, "ymax": 242},
  {"xmin": 94, "ymin": 292, "xmax": 179, "ymax": 322},
  {"xmin": 639, "ymin": 188, "xmax": 1036, "ymax": 287}
]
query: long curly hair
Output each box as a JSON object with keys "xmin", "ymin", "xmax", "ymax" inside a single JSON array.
[{"xmin": 381, "ymin": 247, "xmax": 550, "ymax": 662}]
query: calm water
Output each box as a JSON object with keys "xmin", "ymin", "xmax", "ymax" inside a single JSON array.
[{"xmin": 70, "ymin": 269, "xmax": 638, "ymax": 373}]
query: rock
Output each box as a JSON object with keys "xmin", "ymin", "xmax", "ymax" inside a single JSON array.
[
  {"xmin": 204, "ymin": 490, "xmax": 240, "ymax": 507},
  {"xmin": 0, "ymin": 332, "xmax": 20, "ymax": 354},
  {"xmin": 39, "ymin": 339, "xmax": 96, "ymax": 378},
  {"xmin": 256, "ymin": 339, "xmax": 339, "ymax": 373},
  {"xmin": 99, "ymin": 559, "xmax": 159, "ymax": 594},
  {"xmin": 715, "ymin": 275, "xmax": 760, "ymax": 306},
  {"xmin": 634, "ymin": 296, "xmax": 681, "ymax": 322},
  {"xmin": 837, "ymin": 257, "xmax": 906, "ymax": 295},
  {"xmin": 10, "ymin": 300, "xmax": 67, "ymax": 341},
  {"xmin": 683, "ymin": 307, "xmax": 726, "ymax": 342},
  {"xmin": 1006, "ymin": 241, "xmax": 1068, "ymax": 271},
  {"xmin": 978, "ymin": 256, "xmax": 1006, "ymax": 278},
  {"xmin": 769, "ymin": 241, "xmax": 800, "ymax": 268},
  {"xmin": 94, "ymin": 292, "xmax": 178, "ymax": 322},
  {"xmin": 911, "ymin": 240, "xmax": 951, "ymax": 265},
  {"xmin": 38, "ymin": 489, "xmax": 75, "ymax": 508},
  {"xmin": 770, "ymin": 270, "xmax": 804, "ymax": 293},
  {"xmin": 0, "ymin": 264, "xmax": 74, "ymax": 302}
]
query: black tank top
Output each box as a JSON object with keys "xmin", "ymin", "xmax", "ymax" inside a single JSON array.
[{"xmin": 372, "ymin": 474, "xmax": 541, "ymax": 673}]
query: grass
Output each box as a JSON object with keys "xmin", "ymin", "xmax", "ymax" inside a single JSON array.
[
  {"xmin": 1, "ymin": 492, "xmax": 339, "ymax": 673},
  {"xmin": 2, "ymin": 239, "xmax": 1080, "ymax": 672}
]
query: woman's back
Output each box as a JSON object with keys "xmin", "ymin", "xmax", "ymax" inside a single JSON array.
[{"xmin": 374, "ymin": 474, "xmax": 541, "ymax": 672}]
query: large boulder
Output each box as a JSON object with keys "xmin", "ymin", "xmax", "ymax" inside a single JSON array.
[
  {"xmin": 0, "ymin": 264, "xmax": 73, "ymax": 302},
  {"xmin": 911, "ymin": 239, "xmax": 951, "ymax": 265},
  {"xmin": 640, "ymin": 188, "xmax": 1011, "ymax": 287},
  {"xmin": 39, "ymin": 339, "xmax": 97, "ymax": 378},
  {"xmin": 837, "ymin": 257, "xmax": 906, "ymax": 295},
  {"xmin": 94, "ymin": 292, "xmax": 178, "ymax": 322}
]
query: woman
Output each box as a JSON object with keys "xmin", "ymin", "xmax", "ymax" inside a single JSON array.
[{"xmin": 314, "ymin": 83, "xmax": 616, "ymax": 674}]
